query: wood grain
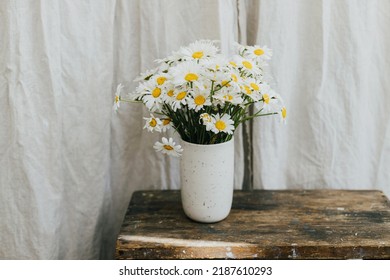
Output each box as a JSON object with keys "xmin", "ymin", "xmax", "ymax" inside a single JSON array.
[{"xmin": 116, "ymin": 190, "xmax": 390, "ymax": 259}]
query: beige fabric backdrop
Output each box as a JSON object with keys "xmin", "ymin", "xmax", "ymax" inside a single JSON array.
[
  {"xmin": 0, "ymin": 0, "xmax": 389, "ymax": 259},
  {"xmin": 246, "ymin": 0, "xmax": 390, "ymax": 192}
]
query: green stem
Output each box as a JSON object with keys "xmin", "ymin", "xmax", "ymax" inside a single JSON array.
[
  {"xmin": 239, "ymin": 112, "xmax": 278, "ymax": 123},
  {"xmin": 119, "ymin": 97, "xmax": 142, "ymax": 104}
]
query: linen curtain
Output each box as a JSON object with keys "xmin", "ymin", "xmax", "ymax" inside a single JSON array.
[
  {"xmin": 1, "ymin": 0, "xmax": 389, "ymax": 259},
  {"xmin": 247, "ymin": 0, "xmax": 390, "ymax": 191}
]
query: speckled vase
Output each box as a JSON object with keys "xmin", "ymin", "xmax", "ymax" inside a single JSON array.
[{"xmin": 180, "ymin": 138, "xmax": 234, "ymax": 223}]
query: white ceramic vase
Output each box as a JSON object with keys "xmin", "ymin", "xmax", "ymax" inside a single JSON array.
[{"xmin": 180, "ymin": 138, "xmax": 235, "ymax": 223}]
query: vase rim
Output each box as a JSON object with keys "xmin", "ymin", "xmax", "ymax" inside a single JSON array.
[{"xmin": 181, "ymin": 137, "xmax": 234, "ymax": 147}]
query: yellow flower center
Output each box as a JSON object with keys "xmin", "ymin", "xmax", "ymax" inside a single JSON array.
[
  {"xmin": 192, "ymin": 51, "xmax": 204, "ymax": 59},
  {"xmin": 167, "ymin": 90, "xmax": 174, "ymax": 97},
  {"xmin": 244, "ymin": 86, "xmax": 251, "ymax": 94},
  {"xmin": 229, "ymin": 61, "xmax": 237, "ymax": 67},
  {"xmin": 194, "ymin": 95, "xmax": 206, "ymax": 105},
  {"xmin": 242, "ymin": 61, "xmax": 253, "ymax": 69},
  {"xmin": 281, "ymin": 107, "xmax": 287, "ymax": 119},
  {"xmin": 224, "ymin": 94, "xmax": 233, "ymax": 101},
  {"xmin": 215, "ymin": 120, "xmax": 226, "ymax": 131},
  {"xmin": 250, "ymin": 83, "xmax": 259, "ymax": 91},
  {"xmin": 201, "ymin": 113, "xmax": 212, "ymax": 123},
  {"xmin": 263, "ymin": 93, "xmax": 270, "ymax": 104},
  {"xmin": 185, "ymin": 73, "xmax": 198, "ymax": 82},
  {"xmin": 152, "ymin": 87, "xmax": 161, "ymax": 98},
  {"xmin": 176, "ymin": 91, "xmax": 186, "ymax": 100},
  {"xmin": 163, "ymin": 145, "xmax": 174, "ymax": 151},
  {"xmin": 115, "ymin": 95, "xmax": 119, "ymax": 103},
  {"xmin": 163, "ymin": 118, "xmax": 171, "ymax": 125},
  {"xmin": 156, "ymin": 76, "xmax": 167, "ymax": 85},
  {"xmin": 231, "ymin": 74, "xmax": 238, "ymax": 82},
  {"xmin": 254, "ymin": 48, "xmax": 265, "ymax": 56},
  {"xmin": 221, "ymin": 80, "xmax": 230, "ymax": 87},
  {"xmin": 149, "ymin": 119, "xmax": 157, "ymax": 127}
]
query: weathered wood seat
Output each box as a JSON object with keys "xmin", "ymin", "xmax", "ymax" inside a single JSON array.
[{"xmin": 116, "ymin": 190, "xmax": 390, "ymax": 259}]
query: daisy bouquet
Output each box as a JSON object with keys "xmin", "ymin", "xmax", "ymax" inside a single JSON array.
[{"xmin": 114, "ymin": 40, "xmax": 286, "ymax": 157}]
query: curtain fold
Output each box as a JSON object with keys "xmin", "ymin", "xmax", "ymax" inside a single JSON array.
[
  {"xmin": 1, "ymin": 0, "xmax": 243, "ymax": 259},
  {"xmin": 0, "ymin": 0, "xmax": 389, "ymax": 260},
  {"xmin": 249, "ymin": 0, "xmax": 390, "ymax": 193}
]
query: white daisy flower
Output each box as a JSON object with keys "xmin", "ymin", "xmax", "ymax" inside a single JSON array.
[
  {"xmin": 200, "ymin": 113, "xmax": 215, "ymax": 131},
  {"xmin": 153, "ymin": 137, "xmax": 183, "ymax": 157},
  {"xmin": 228, "ymin": 59, "xmax": 239, "ymax": 69},
  {"xmin": 246, "ymin": 77, "xmax": 262, "ymax": 93},
  {"xmin": 188, "ymin": 90, "xmax": 211, "ymax": 112},
  {"xmin": 171, "ymin": 88, "xmax": 190, "ymax": 112},
  {"xmin": 232, "ymin": 55, "xmax": 262, "ymax": 76},
  {"xmin": 161, "ymin": 88, "xmax": 176, "ymax": 104},
  {"xmin": 213, "ymin": 89, "xmax": 243, "ymax": 105},
  {"xmin": 245, "ymin": 45, "xmax": 273, "ymax": 60},
  {"xmin": 160, "ymin": 81, "xmax": 175, "ymax": 104},
  {"xmin": 143, "ymin": 114, "xmax": 162, "ymax": 132},
  {"xmin": 207, "ymin": 67, "xmax": 231, "ymax": 85},
  {"xmin": 261, "ymin": 90, "xmax": 274, "ymax": 110},
  {"xmin": 202, "ymin": 67, "xmax": 228, "ymax": 86},
  {"xmin": 193, "ymin": 77, "xmax": 211, "ymax": 92},
  {"xmin": 241, "ymin": 82, "xmax": 261, "ymax": 102},
  {"xmin": 227, "ymin": 66, "xmax": 240, "ymax": 80},
  {"xmin": 211, "ymin": 113, "xmax": 235, "ymax": 135},
  {"xmin": 178, "ymin": 40, "xmax": 219, "ymax": 61},
  {"xmin": 154, "ymin": 73, "xmax": 169, "ymax": 86},
  {"xmin": 255, "ymin": 85, "xmax": 279, "ymax": 112},
  {"xmin": 160, "ymin": 118, "xmax": 173, "ymax": 132},
  {"xmin": 224, "ymin": 67, "xmax": 245, "ymax": 92},
  {"xmin": 112, "ymin": 83, "xmax": 124, "ymax": 111},
  {"xmin": 202, "ymin": 54, "xmax": 229, "ymax": 72},
  {"xmin": 136, "ymin": 79, "xmax": 163, "ymax": 112},
  {"xmin": 169, "ymin": 61, "xmax": 203, "ymax": 86},
  {"xmin": 234, "ymin": 42, "xmax": 273, "ymax": 61}
]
